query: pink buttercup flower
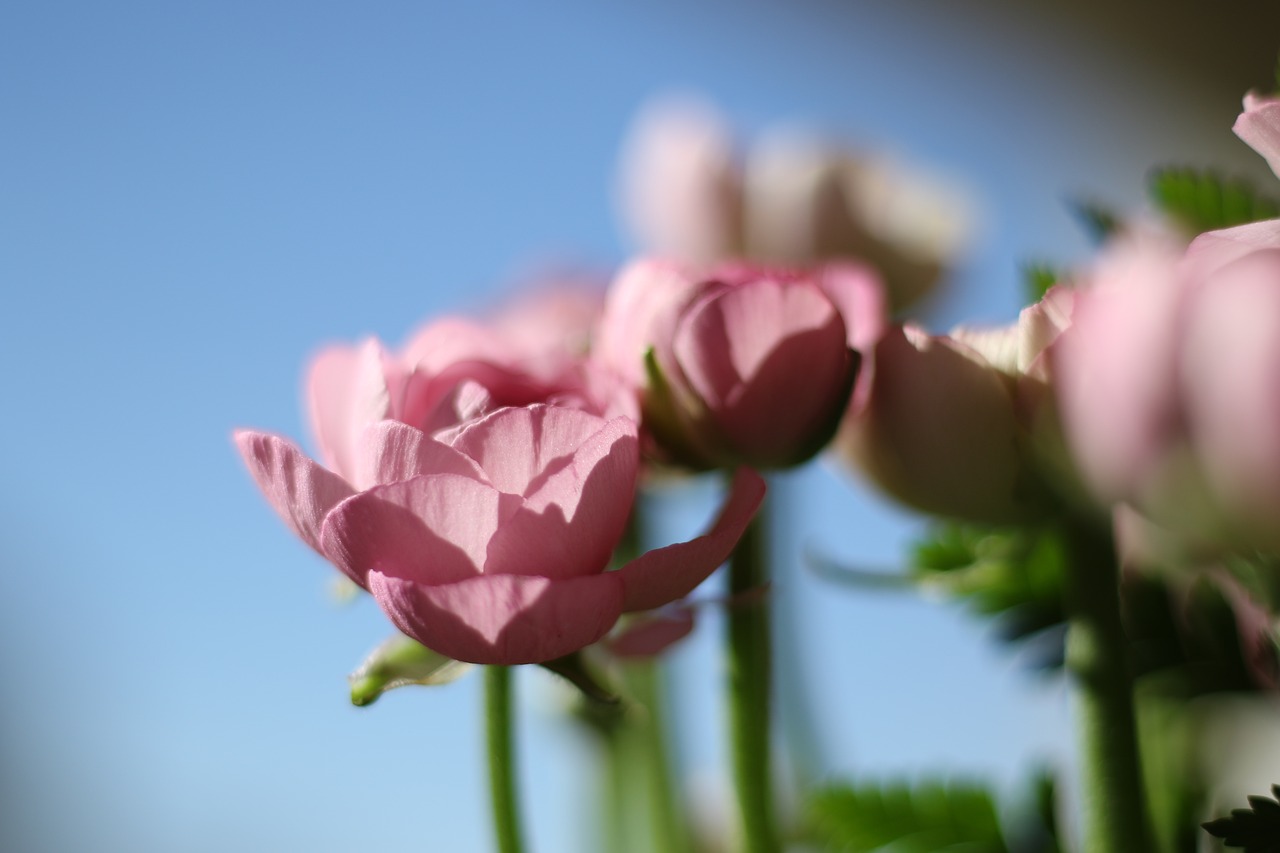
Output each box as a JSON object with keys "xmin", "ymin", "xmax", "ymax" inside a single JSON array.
[
  {"xmin": 596, "ymin": 258, "xmax": 884, "ymax": 470},
  {"xmin": 307, "ymin": 306, "xmax": 632, "ymax": 488},
  {"xmin": 615, "ymin": 95, "xmax": 971, "ymax": 312},
  {"xmin": 237, "ymin": 404, "xmax": 765, "ymax": 665}
]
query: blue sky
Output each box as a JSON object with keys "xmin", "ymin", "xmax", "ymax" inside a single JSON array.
[{"xmin": 1, "ymin": 3, "xmax": 1272, "ymax": 851}]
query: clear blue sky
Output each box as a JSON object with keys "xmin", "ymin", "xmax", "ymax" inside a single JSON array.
[{"xmin": 1, "ymin": 3, "xmax": 1270, "ymax": 851}]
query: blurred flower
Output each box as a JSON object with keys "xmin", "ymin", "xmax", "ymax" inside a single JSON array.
[
  {"xmin": 616, "ymin": 95, "xmax": 974, "ymax": 312},
  {"xmin": 1236, "ymin": 90, "xmax": 1280, "ymax": 179},
  {"xmin": 836, "ymin": 323, "xmax": 1052, "ymax": 524},
  {"xmin": 237, "ymin": 404, "xmax": 765, "ymax": 664},
  {"xmin": 596, "ymin": 258, "xmax": 881, "ymax": 470}
]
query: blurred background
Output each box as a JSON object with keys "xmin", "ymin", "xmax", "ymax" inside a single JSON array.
[{"xmin": 3, "ymin": 2, "xmax": 1279, "ymax": 851}]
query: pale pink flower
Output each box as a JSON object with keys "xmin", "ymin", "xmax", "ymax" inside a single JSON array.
[
  {"xmin": 596, "ymin": 258, "xmax": 883, "ymax": 469},
  {"xmin": 1235, "ymin": 91, "xmax": 1280, "ymax": 180},
  {"xmin": 237, "ymin": 404, "xmax": 764, "ymax": 665},
  {"xmin": 838, "ymin": 324, "xmax": 1046, "ymax": 523},
  {"xmin": 615, "ymin": 96, "xmax": 972, "ymax": 312}
]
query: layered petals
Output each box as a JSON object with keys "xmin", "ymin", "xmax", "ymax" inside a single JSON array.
[
  {"xmin": 319, "ymin": 473, "xmax": 505, "ymax": 587},
  {"xmin": 368, "ymin": 571, "xmax": 626, "ymax": 665},
  {"xmin": 618, "ymin": 467, "xmax": 765, "ymax": 611},
  {"xmin": 598, "ymin": 259, "xmax": 874, "ymax": 470},
  {"xmin": 235, "ymin": 430, "xmax": 355, "ymax": 553},
  {"xmin": 839, "ymin": 325, "xmax": 1040, "ymax": 524}
]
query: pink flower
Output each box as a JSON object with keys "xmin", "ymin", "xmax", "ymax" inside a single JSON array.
[
  {"xmin": 236, "ymin": 404, "xmax": 765, "ymax": 665},
  {"xmin": 307, "ymin": 306, "xmax": 631, "ymax": 488},
  {"xmin": 837, "ymin": 324, "xmax": 1048, "ymax": 523},
  {"xmin": 596, "ymin": 258, "xmax": 883, "ymax": 469},
  {"xmin": 615, "ymin": 96, "xmax": 971, "ymax": 312},
  {"xmin": 1235, "ymin": 91, "xmax": 1280, "ymax": 180}
]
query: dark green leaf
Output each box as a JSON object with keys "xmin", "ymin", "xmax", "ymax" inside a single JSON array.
[
  {"xmin": 1149, "ymin": 168, "xmax": 1280, "ymax": 234},
  {"xmin": 1203, "ymin": 784, "xmax": 1280, "ymax": 851},
  {"xmin": 1067, "ymin": 199, "xmax": 1122, "ymax": 244}
]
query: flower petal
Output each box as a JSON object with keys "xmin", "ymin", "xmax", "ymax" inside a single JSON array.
[
  {"xmin": 607, "ymin": 608, "xmax": 695, "ymax": 658},
  {"xmin": 234, "ymin": 430, "xmax": 354, "ymax": 553},
  {"xmin": 617, "ymin": 467, "xmax": 766, "ymax": 612},
  {"xmin": 367, "ymin": 571, "xmax": 625, "ymax": 665},
  {"xmin": 818, "ymin": 262, "xmax": 888, "ymax": 353},
  {"xmin": 318, "ymin": 474, "xmax": 506, "ymax": 587},
  {"xmin": 449, "ymin": 404, "xmax": 619, "ymax": 496},
  {"xmin": 355, "ymin": 420, "xmax": 488, "ymax": 489},
  {"xmin": 674, "ymin": 281, "xmax": 854, "ymax": 467},
  {"xmin": 1235, "ymin": 95, "xmax": 1280, "ymax": 179},
  {"xmin": 306, "ymin": 340, "xmax": 392, "ymax": 483},
  {"xmin": 484, "ymin": 417, "xmax": 639, "ymax": 579}
]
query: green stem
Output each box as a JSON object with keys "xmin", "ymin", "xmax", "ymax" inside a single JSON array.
[
  {"xmin": 727, "ymin": 503, "xmax": 781, "ymax": 853},
  {"xmin": 626, "ymin": 661, "xmax": 692, "ymax": 853},
  {"xmin": 1064, "ymin": 526, "xmax": 1154, "ymax": 853},
  {"xmin": 485, "ymin": 665, "xmax": 527, "ymax": 853}
]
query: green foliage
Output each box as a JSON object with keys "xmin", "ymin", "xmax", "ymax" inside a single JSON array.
[
  {"xmin": 1067, "ymin": 199, "xmax": 1123, "ymax": 245},
  {"xmin": 805, "ymin": 779, "xmax": 1007, "ymax": 852},
  {"xmin": 1203, "ymin": 785, "xmax": 1280, "ymax": 851},
  {"xmin": 803, "ymin": 773, "xmax": 1063, "ymax": 853},
  {"xmin": 1148, "ymin": 168, "xmax": 1280, "ymax": 235},
  {"xmin": 907, "ymin": 524, "xmax": 1279, "ymax": 690},
  {"xmin": 911, "ymin": 523, "xmax": 1067, "ymax": 661},
  {"xmin": 1020, "ymin": 262, "xmax": 1061, "ymax": 304}
]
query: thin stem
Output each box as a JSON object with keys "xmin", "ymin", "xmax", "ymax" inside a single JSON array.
[
  {"xmin": 485, "ymin": 665, "xmax": 527, "ymax": 853},
  {"xmin": 1064, "ymin": 525, "xmax": 1154, "ymax": 853},
  {"xmin": 727, "ymin": 502, "xmax": 781, "ymax": 853},
  {"xmin": 626, "ymin": 660, "xmax": 692, "ymax": 853}
]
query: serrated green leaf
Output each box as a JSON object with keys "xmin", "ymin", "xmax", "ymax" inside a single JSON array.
[
  {"xmin": 348, "ymin": 634, "xmax": 470, "ymax": 706},
  {"xmin": 1203, "ymin": 784, "xmax": 1280, "ymax": 850},
  {"xmin": 1149, "ymin": 168, "xmax": 1280, "ymax": 234},
  {"xmin": 805, "ymin": 779, "xmax": 1008, "ymax": 852}
]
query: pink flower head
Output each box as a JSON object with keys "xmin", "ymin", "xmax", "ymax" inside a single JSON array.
[
  {"xmin": 837, "ymin": 323, "xmax": 1049, "ymax": 523},
  {"xmin": 596, "ymin": 258, "xmax": 883, "ymax": 470},
  {"xmin": 307, "ymin": 304, "xmax": 632, "ymax": 488},
  {"xmin": 236, "ymin": 404, "xmax": 764, "ymax": 665}
]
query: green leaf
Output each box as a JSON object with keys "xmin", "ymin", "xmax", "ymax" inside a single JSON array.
[
  {"xmin": 805, "ymin": 779, "xmax": 1007, "ymax": 852},
  {"xmin": 1149, "ymin": 168, "xmax": 1280, "ymax": 235},
  {"xmin": 348, "ymin": 634, "xmax": 470, "ymax": 706},
  {"xmin": 1067, "ymin": 199, "xmax": 1123, "ymax": 245},
  {"xmin": 1021, "ymin": 263, "xmax": 1061, "ymax": 304},
  {"xmin": 909, "ymin": 523, "xmax": 1068, "ymax": 651},
  {"xmin": 1203, "ymin": 784, "xmax": 1280, "ymax": 851}
]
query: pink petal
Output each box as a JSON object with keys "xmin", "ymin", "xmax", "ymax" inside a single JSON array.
[
  {"xmin": 616, "ymin": 97, "xmax": 743, "ymax": 264},
  {"xmin": 484, "ymin": 417, "xmax": 639, "ymax": 579},
  {"xmin": 607, "ymin": 608, "xmax": 695, "ymax": 658},
  {"xmin": 318, "ymin": 474, "xmax": 507, "ymax": 587},
  {"xmin": 1181, "ymin": 250, "xmax": 1280, "ymax": 539},
  {"xmin": 674, "ymin": 281, "xmax": 854, "ymax": 466},
  {"xmin": 1186, "ymin": 219, "xmax": 1280, "ymax": 277},
  {"xmin": 596, "ymin": 259, "xmax": 706, "ymax": 389},
  {"xmin": 449, "ymin": 404, "xmax": 620, "ymax": 496},
  {"xmin": 306, "ymin": 340, "xmax": 393, "ymax": 483},
  {"xmin": 1235, "ymin": 95, "xmax": 1280, "ymax": 179},
  {"xmin": 1054, "ymin": 244, "xmax": 1185, "ymax": 504},
  {"xmin": 234, "ymin": 430, "xmax": 354, "ymax": 553},
  {"xmin": 841, "ymin": 325, "xmax": 1029, "ymax": 523},
  {"xmin": 617, "ymin": 467, "xmax": 766, "ymax": 612},
  {"xmin": 818, "ymin": 262, "xmax": 888, "ymax": 353},
  {"xmin": 400, "ymin": 317, "xmax": 513, "ymax": 376},
  {"xmin": 367, "ymin": 571, "xmax": 626, "ymax": 665},
  {"xmin": 355, "ymin": 420, "xmax": 488, "ymax": 489}
]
